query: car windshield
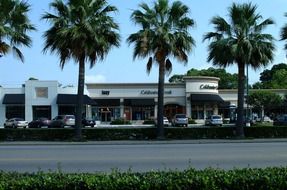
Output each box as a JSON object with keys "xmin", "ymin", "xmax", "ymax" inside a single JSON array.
[
  {"xmin": 176, "ymin": 114, "xmax": 186, "ymax": 118},
  {"xmin": 212, "ymin": 116, "xmax": 222, "ymax": 119},
  {"xmin": 15, "ymin": 118, "xmax": 24, "ymax": 121},
  {"xmin": 66, "ymin": 115, "xmax": 75, "ymax": 119}
]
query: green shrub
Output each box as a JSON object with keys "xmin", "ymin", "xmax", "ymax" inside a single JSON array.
[
  {"xmin": 110, "ymin": 118, "xmax": 131, "ymax": 125},
  {"xmin": 0, "ymin": 167, "xmax": 287, "ymax": 189},
  {"xmin": 188, "ymin": 118, "xmax": 196, "ymax": 124},
  {"xmin": 143, "ymin": 119, "xmax": 155, "ymax": 125}
]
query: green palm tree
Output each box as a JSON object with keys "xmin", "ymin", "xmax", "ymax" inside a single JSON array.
[
  {"xmin": 0, "ymin": 0, "xmax": 35, "ymax": 62},
  {"xmin": 42, "ymin": 0, "xmax": 120, "ymax": 140},
  {"xmin": 280, "ymin": 13, "xmax": 287, "ymax": 50},
  {"xmin": 127, "ymin": 0, "xmax": 195, "ymax": 139},
  {"xmin": 203, "ymin": 3, "xmax": 275, "ymax": 137}
]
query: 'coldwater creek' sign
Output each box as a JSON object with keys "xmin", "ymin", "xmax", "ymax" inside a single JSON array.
[
  {"xmin": 200, "ymin": 84, "xmax": 218, "ymax": 90},
  {"xmin": 140, "ymin": 90, "xmax": 172, "ymax": 95}
]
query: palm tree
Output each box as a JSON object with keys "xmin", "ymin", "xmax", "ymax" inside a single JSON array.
[
  {"xmin": 127, "ymin": 0, "xmax": 195, "ymax": 139},
  {"xmin": 0, "ymin": 0, "xmax": 35, "ymax": 62},
  {"xmin": 280, "ymin": 13, "xmax": 287, "ymax": 51},
  {"xmin": 203, "ymin": 3, "xmax": 275, "ymax": 137},
  {"xmin": 42, "ymin": 0, "xmax": 120, "ymax": 140}
]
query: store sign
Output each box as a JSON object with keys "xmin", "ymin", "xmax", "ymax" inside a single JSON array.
[
  {"xmin": 140, "ymin": 90, "xmax": 172, "ymax": 95},
  {"xmin": 200, "ymin": 84, "xmax": 218, "ymax": 90},
  {"xmin": 35, "ymin": 87, "xmax": 48, "ymax": 98},
  {"xmin": 101, "ymin": 90, "xmax": 110, "ymax": 95}
]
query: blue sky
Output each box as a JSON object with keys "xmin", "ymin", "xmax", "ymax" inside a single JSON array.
[{"xmin": 1, "ymin": 0, "xmax": 287, "ymax": 87}]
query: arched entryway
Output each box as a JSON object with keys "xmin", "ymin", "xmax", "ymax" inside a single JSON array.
[{"xmin": 164, "ymin": 104, "xmax": 185, "ymax": 120}]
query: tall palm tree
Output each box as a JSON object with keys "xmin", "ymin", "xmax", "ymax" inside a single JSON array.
[
  {"xmin": 280, "ymin": 13, "xmax": 287, "ymax": 51},
  {"xmin": 203, "ymin": 3, "xmax": 275, "ymax": 137},
  {"xmin": 0, "ymin": 0, "xmax": 35, "ymax": 62},
  {"xmin": 127, "ymin": 0, "xmax": 195, "ymax": 139},
  {"xmin": 42, "ymin": 0, "xmax": 120, "ymax": 140}
]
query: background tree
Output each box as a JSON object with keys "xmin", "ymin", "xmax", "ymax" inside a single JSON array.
[
  {"xmin": 169, "ymin": 67, "xmax": 238, "ymax": 89},
  {"xmin": 168, "ymin": 74, "xmax": 184, "ymax": 83},
  {"xmin": 127, "ymin": 0, "xmax": 195, "ymax": 139},
  {"xmin": 247, "ymin": 91, "xmax": 283, "ymax": 120},
  {"xmin": 0, "ymin": 0, "xmax": 35, "ymax": 62},
  {"xmin": 42, "ymin": 0, "xmax": 120, "ymax": 140},
  {"xmin": 203, "ymin": 3, "xmax": 275, "ymax": 137},
  {"xmin": 252, "ymin": 63, "xmax": 287, "ymax": 89}
]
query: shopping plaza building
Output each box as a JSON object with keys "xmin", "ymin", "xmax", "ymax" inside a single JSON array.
[{"xmin": 1, "ymin": 76, "xmax": 286, "ymax": 124}]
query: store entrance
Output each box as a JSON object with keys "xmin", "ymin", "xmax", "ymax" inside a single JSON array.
[
  {"xmin": 32, "ymin": 106, "xmax": 51, "ymax": 120},
  {"xmin": 99, "ymin": 107, "xmax": 112, "ymax": 122},
  {"xmin": 101, "ymin": 111, "xmax": 111, "ymax": 122}
]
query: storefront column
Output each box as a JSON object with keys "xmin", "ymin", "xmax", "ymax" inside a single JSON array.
[
  {"xmin": 186, "ymin": 97, "xmax": 191, "ymax": 118},
  {"xmin": 213, "ymin": 104, "xmax": 218, "ymax": 115},
  {"xmin": 86, "ymin": 105, "xmax": 92, "ymax": 118},
  {"xmin": 120, "ymin": 98, "xmax": 124, "ymax": 118}
]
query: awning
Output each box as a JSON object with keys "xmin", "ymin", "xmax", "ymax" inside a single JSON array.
[
  {"xmin": 56, "ymin": 94, "xmax": 97, "ymax": 105},
  {"xmin": 94, "ymin": 99, "xmax": 120, "ymax": 106},
  {"xmin": 124, "ymin": 99, "xmax": 155, "ymax": 106},
  {"xmin": 2, "ymin": 94, "xmax": 25, "ymax": 104},
  {"xmin": 190, "ymin": 94, "xmax": 224, "ymax": 103}
]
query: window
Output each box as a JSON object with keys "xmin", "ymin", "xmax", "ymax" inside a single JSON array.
[{"xmin": 35, "ymin": 87, "xmax": 48, "ymax": 98}]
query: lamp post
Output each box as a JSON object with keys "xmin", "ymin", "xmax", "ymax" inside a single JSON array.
[{"xmin": 246, "ymin": 64, "xmax": 250, "ymax": 126}]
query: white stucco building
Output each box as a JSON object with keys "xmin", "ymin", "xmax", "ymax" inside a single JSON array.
[{"xmin": 1, "ymin": 76, "xmax": 286, "ymax": 125}]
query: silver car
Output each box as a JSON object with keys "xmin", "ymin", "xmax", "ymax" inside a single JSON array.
[
  {"xmin": 4, "ymin": 118, "xmax": 28, "ymax": 128},
  {"xmin": 205, "ymin": 115, "xmax": 223, "ymax": 126},
  {"xmin": 172, "ymin": 114, "xmax": 188, "ymax": 127},
  {"xmin": 49, "ymin": 115, "xmax": 75, "ymax": 128}
]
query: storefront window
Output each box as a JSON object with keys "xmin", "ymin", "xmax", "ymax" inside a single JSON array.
[
  {"xmin": 33, "ymin": 106, "xmax": 51, "ymax": 120},
  {"xmin": 6, "ymin": 106, "xmax": 25, "ymax": 119},
  {"xmin": 191, "ymin": 105, "xmax": 204, "ymax": 119},
  {"xmin": 131, "ymin": 106, "xmax": 154, "ymax": 120}
]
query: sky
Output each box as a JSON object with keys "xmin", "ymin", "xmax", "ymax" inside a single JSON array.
[{"xmin": 1, "ymin": 0, "xmax": 287, "ymax": 87}]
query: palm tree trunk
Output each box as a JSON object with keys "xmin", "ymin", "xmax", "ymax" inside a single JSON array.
[
  {"xmin": 75, "ymin": 57, "xmax": 85, "ymax": 141},
  {"xmin": 236, "ymin": 62, "xmax": 245, "ymax": 138},
  {"xmin": 157, "ymin": 60, "xmax": 165, "ymax": 139}
]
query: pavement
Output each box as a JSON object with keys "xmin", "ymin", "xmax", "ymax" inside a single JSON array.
[{"xmin": 0, "ymin": 138, "xmax": 287, "ymax": 145}]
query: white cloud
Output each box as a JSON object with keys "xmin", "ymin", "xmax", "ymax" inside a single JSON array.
[{"xmin": 85, "ymin": 75, "xmax": 106, "ymax": 83}]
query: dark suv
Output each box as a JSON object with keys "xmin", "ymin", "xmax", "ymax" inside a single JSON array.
[{"xmin": 49, "ymin": 115, "xmax": 75, "ymax": 128}]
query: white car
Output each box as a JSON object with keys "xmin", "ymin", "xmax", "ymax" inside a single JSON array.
[
  {"xmin": 4, "ymin": 118, "xmax": 28, "ymax": 128},
  {"xmin": 154, "ymin": 117, "xmax": 170, "ymax": 126}
]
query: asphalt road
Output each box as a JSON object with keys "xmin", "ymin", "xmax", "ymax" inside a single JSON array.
[{"xmin": 0, "ymin": 141, "xmax": 286, "ymax": 173}]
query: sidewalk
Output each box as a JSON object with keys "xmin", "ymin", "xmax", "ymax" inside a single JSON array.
[{"xmin": 1, "ymin": 138, "xmax": 287, "ymax": 145}]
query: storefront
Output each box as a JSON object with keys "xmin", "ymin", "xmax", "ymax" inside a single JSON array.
[{"xmin": 0, "ymin": 76, "xmax": 255, "ymax": 124}]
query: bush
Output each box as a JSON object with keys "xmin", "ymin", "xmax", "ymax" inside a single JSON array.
[
  {"xmin": 110, "ymin": 118, "xmax": 131, "ymax": 125},
  {"xmin": 0, "ymin": 167, "xmax": 287, "ymax": 189},
  {"xmin": 188, "ymin": 118, "xmax": 196, "ymax": 124},
  {"xmin": 143, "ymin": 119, "xmax": 155, "ymax": 125}
]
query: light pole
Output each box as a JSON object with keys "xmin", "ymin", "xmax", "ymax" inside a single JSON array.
[{"xmin": 246, "ymin": 63, "xmax": 250, "ymax": 126}]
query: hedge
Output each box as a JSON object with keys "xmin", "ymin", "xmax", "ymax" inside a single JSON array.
[
  {"xmin": 0, "ymin": 167, "xmax": 287, "ymax": 189},
  {"xmin": 1, "ymin": 126, "xmax": 287, "ymax": 141}
]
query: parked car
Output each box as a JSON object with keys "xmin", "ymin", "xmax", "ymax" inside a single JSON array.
[
  {"xmin": 154, "ymin": 117, "xmax": 170, "ymax": 127},
  {"xmin": 82, "ymin": 118, "xmax": 96, "ymax": 127},
  {"xmin": 28, "ymin": 117, "xmax": 51, "ymax": 128},
  {"xmin": 263, "ymin": 116, "xmax": 273, "ymax": 123},
  {"xmin": 172, "ymin": 114, "xmax": 188, "ymax": 127},
  {"xmin": 49, "ymin": 115, "xmax": 75, "ymax": 128},
  {"xmin": 273, "ymin": 114, "xmax": 287, "ymax": 126},
  {"xmin": 4, "ymin": 118, "xmax": 28, "ymax": 128},
  {"xmin": 205, "ymin": 115, "xmax": 223, "ymax": 126}
]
